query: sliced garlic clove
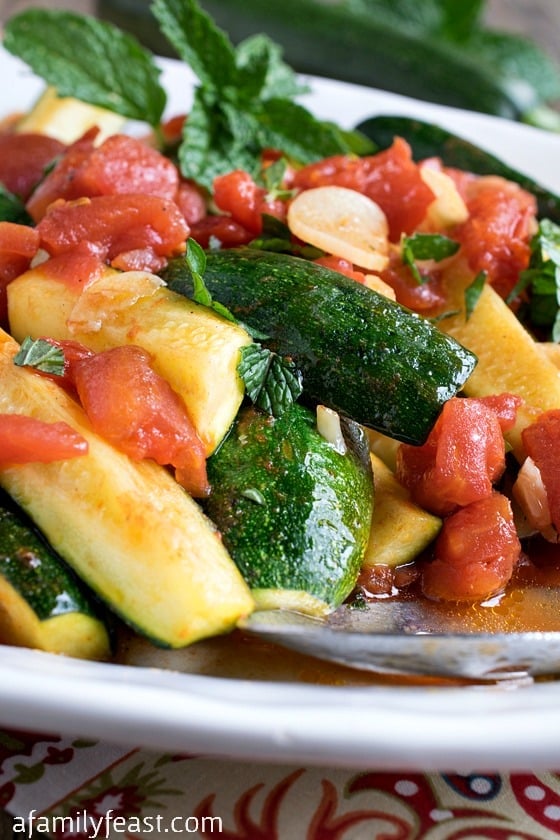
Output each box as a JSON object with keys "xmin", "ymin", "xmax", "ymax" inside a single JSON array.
[{"xmin": 287, "ymin": 185, "xmax": 389, "ymax": 271}]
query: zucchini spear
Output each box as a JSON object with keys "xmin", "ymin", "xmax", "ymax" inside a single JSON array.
[{"xmin": 0, "ymin": 329, "xmax": 254, "ymax": 647}]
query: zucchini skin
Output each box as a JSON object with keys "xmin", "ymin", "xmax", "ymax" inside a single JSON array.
[
  {"xmin": 0, "ymin": 489, "xmax": 111, "ymax": 658},
  {"xmin": 164, "ymin": 249, "xmax": 477, "ymax": 445},
  {"xmin": 357, "ymin": 115, "xmax": 560, "ymax": 225},
  {"xmin": 205, "ymin": 404, "xmax": 373, "ymax": 609}
]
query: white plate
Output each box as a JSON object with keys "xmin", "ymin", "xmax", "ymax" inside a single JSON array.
[{"xmin": 2, "ymin": 45, "xmax": 560, "ymax": 772}]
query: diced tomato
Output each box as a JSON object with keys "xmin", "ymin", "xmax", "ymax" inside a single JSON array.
[
  {"xmin": 0, "ymin": 222, "xmax": 40, "ymax": 325},
  {"xmin": 38, "ymin": 241, "xmax": 106, "ymax": 291},
  {"xmin": 27, "ymin": 133, "xmax": 179, "ymax": 222},
  {"xmin": 37, "ymin": 195, "xmax": 189, "ymax": 270},
  {"xmin": 396, "ymin": 396, "xmax": 508, "ymax": 516},
  {"xmin": 31, "ymin": 337, "xmax": 95, "ymax": 395},
  {"xmin": 313, "ymin": 255, "xmax": 366, "ymax": 282},
  {"xmin": 361, "ymin": 138, "xmax": 436, "ymax": 240},
  {"xmin": 175, "ymin": 179, "xmax": 207, "ymax": 225},
  {"xmin": 422, "ymin": 493, "xmax": 520, "ymax": 602},
  {"xmin": 72, "ymin": 345, "xmax": 209, "ymax": 497},
  {"xmin": 522, "ymin": 409, "xmax": 560, "ymax": 532},
  {"xmin": 0, "ymin": 133, "xmax": 66, "ymax": 200},
  {"xmin": 453, "ymin": 175, "xmax": 537, "ymax": 299},
  {"xmin": 471, "ymin": 393, "xmax": 523, "ymax": 433},
  {"xmin": 189, "ymin": 215, "xmax": 253, "ymax": 249},
  {"xmin": 0, "ymin": 413, "xmax": 88, "ymax": 466},
  {"xmin": 26, "ymin": 128, "xmax": 98, "ymax": 222},
  {"xmin": 213, "ymin": 170, "xmax": 286, "ymax": 235},
  {"xmin": 292, "ymin": 140, "xmax": 434, "ymax": 241},
  {"xmin": 378, "ymin": 250, "xmax": 447, "ymax": 313},
  {"xmin": 160, "ymin": 114, "xmax": 187, "ymax": 146},
  {"xmin": 292, "ymin": 154, "xmax": 367, "ymax": 193}
]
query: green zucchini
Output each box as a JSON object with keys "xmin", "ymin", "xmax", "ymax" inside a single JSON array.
[
  {"xmin": 205, "ymin": 404, "xmax": 373, "ymax": 613},
  {"xmin": 356, "ymin": 115, "xmax": 560, "ymax": 224},
  {"xmin": 0, "ymin": 489, "xmax": 111, "ymax": 660},
  {"xmin": 163, "ymin": 248, "xmax": 477, "ymax": 445},
  {"xmin": 100, "ymin": 0, "xmax": 539, "ymax": 120}
]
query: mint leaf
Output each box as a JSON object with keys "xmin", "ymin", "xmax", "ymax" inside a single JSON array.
[
  {"xmin": 238, "ymin": 344, "xmax": 303, "ymax": 417},
  {"xmin": 0, "ymin": 185, "xmax": 32, "ymax": 225},
  {"xmin": 235, "ymin": 35, "xmax": 307, "ymax": 101},
  {"xmin": 464, "ymin": 271, "xmax": 486, "ymax": 320},
  {"xmin": 13, "ymin": 337, "xmax": 65, "ymax": 375},
  {"xmin": 512, "ymin": 219, "xmax": 560, "ymax": 335},
  {"xmin": 151, "ymin": 0, "xmax": 236, "ymax": 95},
  {"xmin": 185, "ymin": 238, "xmax": 237, "ymax": 322},
  {"xmin": 3, "ymin": 9, "xmax": 166, "ymax": 126},
  {"xmin": 402, "ymin": 232, "xmax": 459, "ymax": 284},
  {"xmin": 254, "ymin": 99, "xmax": 349, "ymax": 163}
]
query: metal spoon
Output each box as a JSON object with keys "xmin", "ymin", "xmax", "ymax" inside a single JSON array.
[{"xmin": 239, "ymin": 587, "xmax": 560, "ymax": 682}]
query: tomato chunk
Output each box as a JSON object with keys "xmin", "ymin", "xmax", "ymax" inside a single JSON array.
[
  {"xmin": 0, "ymin": 222, "xmax": 40, "ymax": 325},
  {"xmin": 522, "ymin": 409, "xmax": 560, "ymax": 532},
  {"xmin": 213, "ymin": 170, "xmax": 286, "ymax": 235},
  {"xmin": 454, "ymin": 175, "xmax": 537, "ymax": 299},
  {"xmin": 396, "ymin": 396, "xmax": 511, "ymax": 516},
  {"xmin": 0, "ymin": 414, "xmax": 88, "ymax": 466},
  {"xmin": 26, "ymin": 133, "xmax": 179, "ymax": 222},
  {"xmin": 72, "ymin": 345, "xmax": 209, "ymax": 497},
  {"xmin": 37, "ymin": 195, "xmax": 189, "ymax": 272},
  {"xmin": 189, "ymin": 215, "xmax": 253, "ymax": 249},
  {"xmin": 422, "ymin": 493, "xmax": 520, "ymax": 602},
  {"xmin": 0, "ymin": 133, "xmax": 66, "ymax": 201}
]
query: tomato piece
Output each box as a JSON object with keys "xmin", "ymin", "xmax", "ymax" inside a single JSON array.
[
  {"xmin": 292, "ymin": 140, "xmax": 434, "ymax": 240},
  {"xmin": 27, "ymin": 133, "xmax": 179, "ymax": 223},
  {"xmin": 31, "ymin": 337, "xmax": 95, "ymax": 395},
  {"xmin": 189, "ymin": 215, "xmax": 253, "ymax": 249},
  {"xmin": 422, "ymin": 493, "xmax": 520, "ymax": 602},
  {"xmin": 396, "ymin": 397, "xmax": 507, "ymax": 516},
  {"xmin": 37, "ymin": 195, "xmax": 189, "ymax": 269},
  {"xmin": 72, "ymin": 345, "xmax": 209, "ymax": 497},
  {"xmin": 471, "ymin": 393, "xmax": 523, "ymax": 433},
  {"xmin": 213, "ymin": 170, "xmax": 286, "ymax": 235},
  {"xmin": 0, "ymin": 222, "xmax": 40, "ymax": 325},
  {"xmin": 0, "ymin": 414, "xmax": 88, "ymax": 465},
  {"xmin": 175, "ymin": 179, "xmax": 207, "ymax": 225},
  {"xmin": 522, "ymin": 409, "xmax": 560, "ymax": 531},
  {"xmin": 0, "ymin": 133, "xmax": 66, "ymax": 200},
  {"xmin": 378, "ymin": 251, "xmax": 447, "ymax": 313},
  {"xmin": 313, "ymin": 255, "xmax": 366, "ymax": 282},
  {"xmin": 26, "ymin": 128, "xmax": 98, "ymax": 222},
  {"xmin": 361, "ymin": 139, "xmax": 435, "ymax": 240},
  {"xmin": 454, "ymin": 175, "xmax": 537, "ymax": 299},
  {"xmin": 292, "ymin": 155, "xmax": 367, "ymax": 193},
  {"xmin": 38, "ymin": 241, "xmax": 106, "ymax": 293}
]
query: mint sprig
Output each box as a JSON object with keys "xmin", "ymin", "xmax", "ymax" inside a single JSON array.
[
  {"xmin": 13, "ymin": 337, "xmax": 65, "ymax": 375},
  {"xmin": 508, "ymin": 219, "xmax": 560, "ymax": 340},
  {"xmin": 3, "ymin": 9, "xmax": 166, "ymax": 126},
  {"xmin": 238, "ymin": 344, "xmax": 303, "ymax": 417},
  {"xmin": 151, "ymin": 0, "xmax": 353, "ymax": 189}
]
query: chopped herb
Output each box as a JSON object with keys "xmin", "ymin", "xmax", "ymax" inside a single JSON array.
[
  {"xmin": 260, "ymin": 158, "xmax": 295, "ymax": 202},
  {"xmin": 0, "ymin": 185, "xmax": 32, "ymax": 225},
  {"xmin": 464, "ymin": 271, "xmax": 486, "ymax": 320},
  {"xmin": 508, "ymin": 219, "xmax": 560, "ymax": 339},
  {"xmin": 402, "ymin": 232, "xmax": 460, "ymax": 284},
  {"xmin": 238, "ymin": 343, "xmax": 303, "ymax": 417},
  {"xmin": 13, "ymin": 337, "xmax": 65, "ymax": 375},
  {"xmin": 185, "ymin": 238, "xmax": 237, "ymax": 322}
]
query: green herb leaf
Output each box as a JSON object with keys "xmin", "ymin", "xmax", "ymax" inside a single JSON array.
[
  {"xmin": 515, "ymin": 219, "xmax": 560, "ymax": 335},
  {"xmin": 402, "ymin": 232, "xmax": 459, "ymax": 284},
  {"xmin": 464, "ymin": 271, "xmax": 486, "ymax": 320},
  {"xmin": 3, "ymin": 9, "xmax": 166, "ymax": 126},
  {"xmin": 185, "ymin": 238, "xmax": 237, "ymax": 322},
  {"xmin": 13, "ymin": 337, "xmax": 65, "ymax": 375},
  {"xmin": 238, "ymin": 344, "xmax": 303, "ymax": 417},
  {"xmin": 0, "ymin": 185, "xmax": 32, "ymax": 225}
]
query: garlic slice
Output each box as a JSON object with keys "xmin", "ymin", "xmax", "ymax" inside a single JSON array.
[{"xmin": 287, "ymin": 185, "xmax": 389, "ymax": 271}]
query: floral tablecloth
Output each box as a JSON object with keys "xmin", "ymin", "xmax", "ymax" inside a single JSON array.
[{"xmin": 2, "ymin": 731, "xmax": 560, "ymax": 838}]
